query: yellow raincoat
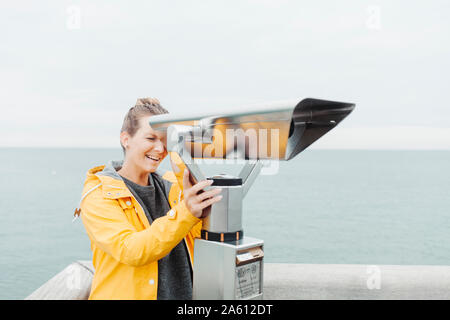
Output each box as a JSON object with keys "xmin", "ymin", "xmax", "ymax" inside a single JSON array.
[{"xmin": 78, "ymin": 155, "xmax": 202, "ymax": 300}]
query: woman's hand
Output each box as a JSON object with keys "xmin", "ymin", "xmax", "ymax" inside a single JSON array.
[{"xmin": 182, "ymin": 169, "xmax": 222, "ymax": 219}]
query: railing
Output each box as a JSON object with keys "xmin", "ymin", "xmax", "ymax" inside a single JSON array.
[{"xmin": 26, "ymin": 261, "xmax": 450, "ymax": 300}]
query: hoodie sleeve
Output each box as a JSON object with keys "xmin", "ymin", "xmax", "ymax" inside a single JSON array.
[{"xmin": 80, "ymin": 186, "xmax": 200, "ymax": 267}]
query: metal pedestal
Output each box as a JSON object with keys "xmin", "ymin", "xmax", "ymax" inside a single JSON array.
[{"xmin": 193, "ymin": 237, "xmax": 264, "ymax": 300}]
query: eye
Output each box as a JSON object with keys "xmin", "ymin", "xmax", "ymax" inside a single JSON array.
[{"xmin": 147, "ymin": 137, "xmax": 156, "ymax": 141}]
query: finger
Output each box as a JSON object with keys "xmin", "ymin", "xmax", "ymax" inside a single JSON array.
[
  {"xmin": 169, "ymin": 152, "xmax": 184, "ymax": 174},
  {"xmin": 198, "ymin": 195, "xmax": 223, "ymax": 210},
  {"xmin": 196, "ymin": 188, "xmax": 222, "ymax": 201},
  {"xmin": 170, "ymin": 158, "xmax": 181, "ymax": 173},
  {"xmin": 182, "ymin": 169, "xmax": 193, "ymax": 192},
  {"xmin": 190, "ymin": 179, "xmax": 214, "ymax": 195}
]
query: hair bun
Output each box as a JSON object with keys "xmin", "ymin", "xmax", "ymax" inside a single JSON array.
[{"xmin": 135, "ymin": 97, "xmax": 161, "ymax": 107}]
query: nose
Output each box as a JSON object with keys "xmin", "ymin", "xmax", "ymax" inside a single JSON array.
[{"xmin": 154, "ymin": 139, "xmax": 165, "ymax": 154}]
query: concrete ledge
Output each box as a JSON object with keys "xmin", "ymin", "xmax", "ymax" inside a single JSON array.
[
  {"xmin": 263, "ymin": 263, "xmax": 450, "ymax": 300},
  {"xmin": 26, "ymin": 261, "xmax": 450, "ymax": 300},
  {"xmin": 25, "ymin": 261, "xmax": 94, "ymax": 300}
]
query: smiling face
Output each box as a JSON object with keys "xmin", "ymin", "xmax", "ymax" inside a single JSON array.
[{"xmin": 120, "ymin": 116, "xmax": 168, "ymax": 174}]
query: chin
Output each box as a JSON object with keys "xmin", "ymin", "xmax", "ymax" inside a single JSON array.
[{"xmin": 144, "ymin": 163, "xmax": 160, "ymax": 173}]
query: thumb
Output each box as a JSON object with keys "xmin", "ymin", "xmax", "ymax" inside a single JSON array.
[
  {"xmin": 169, "ymin": 152, "xmax": 183, "ymax": 173},
  {"xmin": 182, "ymin": 169, "xmax": 192, "ymax": 190}
]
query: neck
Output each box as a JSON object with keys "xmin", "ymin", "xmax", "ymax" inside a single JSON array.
[{"xmin": 117, "ymin": 161, "xmax": 150, "ymax": 186}]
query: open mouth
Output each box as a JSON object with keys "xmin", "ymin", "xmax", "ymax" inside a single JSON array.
[{"xmin": 145, "ymin": 155, "xmax": 160, "ymax": 163}]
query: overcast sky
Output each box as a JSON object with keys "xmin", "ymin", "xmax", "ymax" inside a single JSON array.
[{"xmin": 1, "ymin": 1, "xmax": 449, "ymax": 149}]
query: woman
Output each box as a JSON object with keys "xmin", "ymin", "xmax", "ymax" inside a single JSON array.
[{"xmin": 78, "ymin": 98, "xmax": 223, "ymax": 300}]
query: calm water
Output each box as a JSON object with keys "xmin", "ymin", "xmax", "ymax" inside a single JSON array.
[{"xmin": 0, "ymin": 148, "xmax": 449, "ymax": 299}]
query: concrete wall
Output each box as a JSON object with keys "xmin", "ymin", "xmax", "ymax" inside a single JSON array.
[
  {"xmin": 25, "ymin": 261, "xmax": 93, "ymax": 300},
  {"xmin": 26, "ymin": 261, "xmax": 450, "ymax": 300},
  {"xmin": 263, "ymin": 263, "xmax": 450, "ymax": 300}
]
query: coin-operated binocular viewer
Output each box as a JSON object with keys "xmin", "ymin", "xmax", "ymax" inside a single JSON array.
[{"xmin": 150, "ymin": 98, "xmax": 355, "ymax": 299}]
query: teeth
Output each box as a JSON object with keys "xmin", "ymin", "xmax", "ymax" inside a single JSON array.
[{"xmin": 146, "ymin": 155, "xmax": 159, "ymax": 161}]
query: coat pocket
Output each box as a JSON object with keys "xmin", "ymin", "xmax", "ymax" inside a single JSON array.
[{"xmin": 117, "ymin": 198, "xmax": 145, "ymax": 231}]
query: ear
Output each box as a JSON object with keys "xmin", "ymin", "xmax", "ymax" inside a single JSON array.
[{"xmin": 120, "ymin": 131, "xmax": 130, "ymax": 149}]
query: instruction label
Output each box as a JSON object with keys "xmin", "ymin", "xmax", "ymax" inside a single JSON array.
[{"xmin": 235, "ymin": 260, "xmax": 261, "ymax": 299}]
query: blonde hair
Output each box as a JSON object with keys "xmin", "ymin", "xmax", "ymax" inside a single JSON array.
[{"xmin": 120, "ymin": 98, "xmax": 168, "ymax": 154}]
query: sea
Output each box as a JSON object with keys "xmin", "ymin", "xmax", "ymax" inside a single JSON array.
[{"xmin": 0, "ymin": 148, "xmax": 449, "ymax": 299}]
